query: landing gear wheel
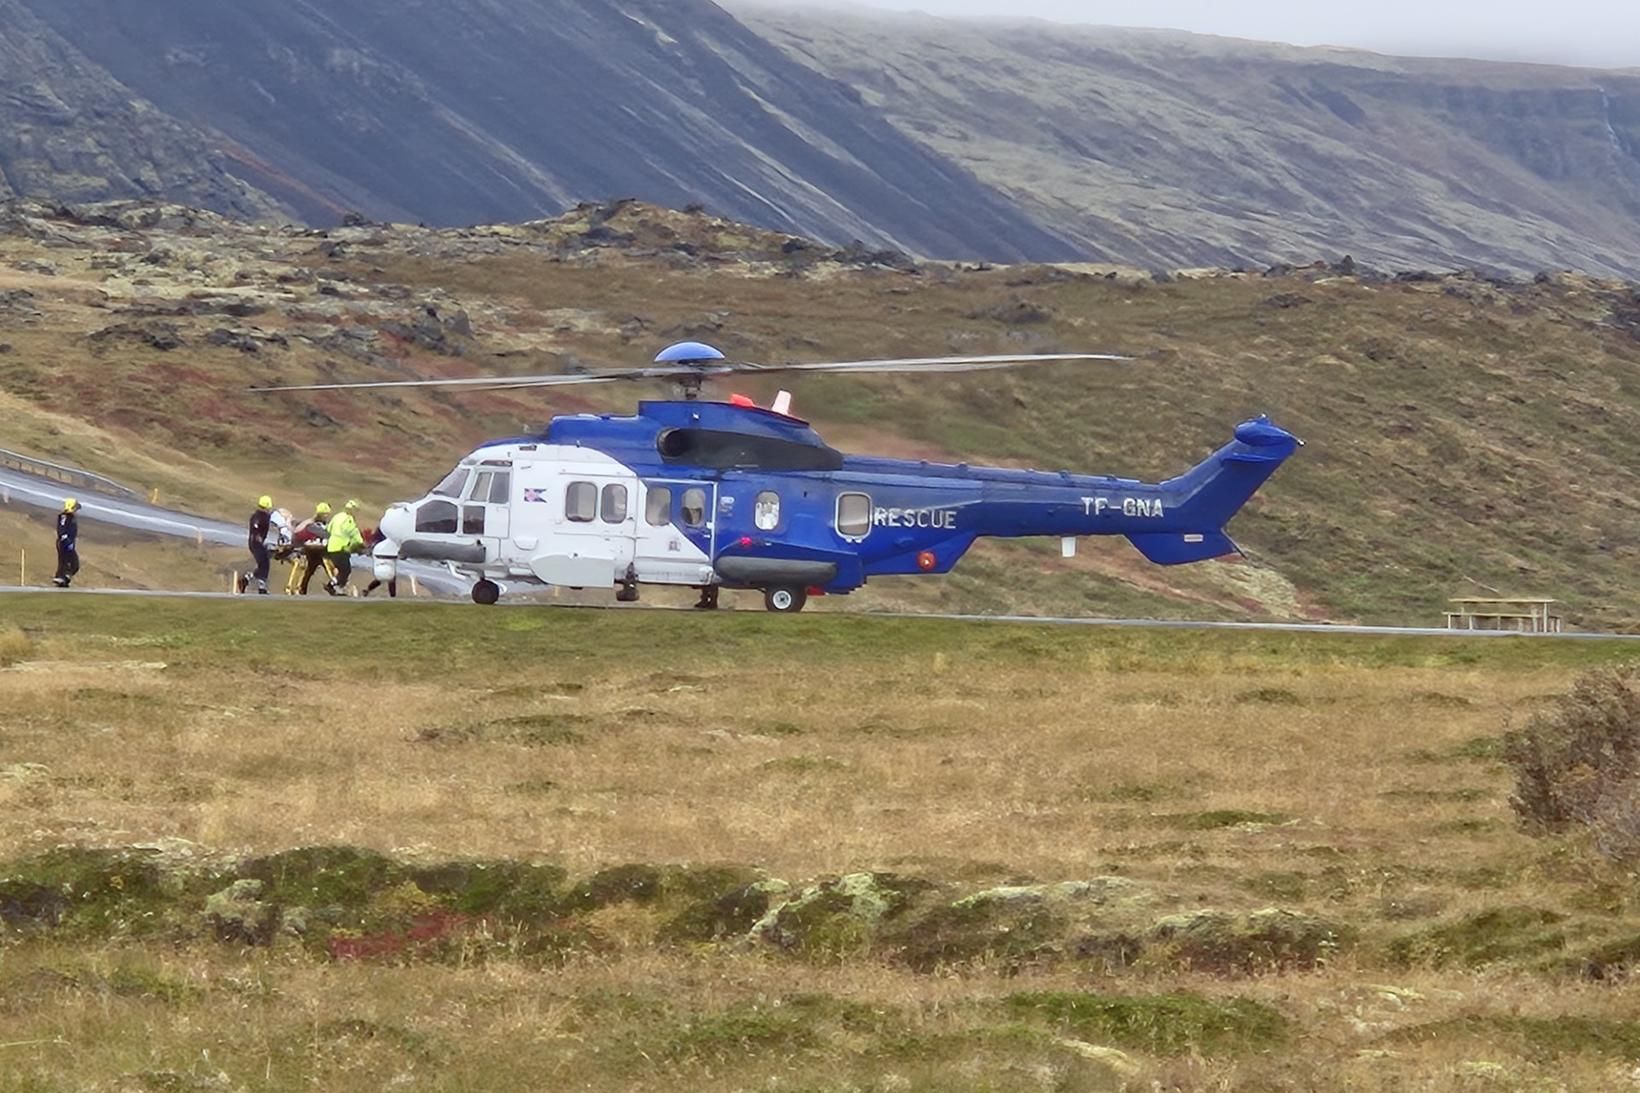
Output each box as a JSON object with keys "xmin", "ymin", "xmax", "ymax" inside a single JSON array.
[
  {"xmin": 764, "ymin": 586, "xmax": 808, "ymax": 614},
  {"xmin": 471, "ymin": 579, "xmax": 501, "ymax": 606}
]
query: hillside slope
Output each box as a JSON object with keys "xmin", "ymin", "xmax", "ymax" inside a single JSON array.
[
  {"xmin": 0, "ymin": 199, "xmax": 1636, "ymax": 628},
  {"xmin": 739, "ymin": 4, "xmax": 1640, "ymax": 277},
  {"xmin": 0, "ymin": 0, "xmax": 282, "ymax": 220},
  {"xmin": 5, "ymin": 0, "xmax": 1070, "ymax": 262},
  {"xmin": 7, "ymin": 0, "xmax": 1640, "ymax": 276}
]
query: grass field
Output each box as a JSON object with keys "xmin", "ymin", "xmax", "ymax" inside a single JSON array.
[{"xmin": 1, "ymin": 598, "xmax": 1637, "ymax": 1091}]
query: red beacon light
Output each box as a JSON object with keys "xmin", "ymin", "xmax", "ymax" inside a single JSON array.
[
  {"xmin": 727, "ymin": 393, "xmax": 756, "ymax": 407},
  {"xmin": 916, "ymin": 550, "xmax": 937, "ymax": 572}
]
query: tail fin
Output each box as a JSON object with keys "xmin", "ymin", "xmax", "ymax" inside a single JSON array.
[{"xmin": 1125, "ymin": 416, "xmax": 1300, "ymax": 566}]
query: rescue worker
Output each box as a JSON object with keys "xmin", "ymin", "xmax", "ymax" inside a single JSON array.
[
  {"xmin": 237, "ymin": 495, "xmax": 275, "ymax": 595},
  {"xmin": 361, "ymin": 526, "xmax": 398, "ymax": 598},
  {"xmin": 52, "ymin": 498, "xmax": 81, "ymax": 587},
  {"xmin": 292, "ymin": 502, "xmax": 333, "ymax": 595},
  {"xmin": 324, "ymin": 499, "xmax": 366, "ymax": 595}
]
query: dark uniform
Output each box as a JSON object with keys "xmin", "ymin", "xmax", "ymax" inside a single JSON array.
[
  {"xmin": 240, "ymin": 507, "xmax": 272, "ymax": 594},
  {"xmin": 53, "ymin": 507, "xmax": 79, "ymax": 587}
]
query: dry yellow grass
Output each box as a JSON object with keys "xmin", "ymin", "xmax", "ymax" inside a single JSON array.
[{"xmin": 0, "ymin": 596, "xmax": 1636, "ymax": 1091}]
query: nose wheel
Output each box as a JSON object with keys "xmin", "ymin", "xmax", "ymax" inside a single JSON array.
[
  {"xmin": 471, "ymin": 579, "xmax": 501, "ymax": 606},
  {"xmin": 763, "ymin": 585, "xmax": 808, "ymax": 613}
]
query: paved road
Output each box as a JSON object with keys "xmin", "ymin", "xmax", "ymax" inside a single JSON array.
[
  {"xmin": 0, "ymin": 465, "xmax": 241, "ymax": 547},
  {"xmin": 0, "ymin": 464, "xmax": 470, "ymax": 595},
  {"xmin": 871, "ymin": 611, "xmax": 1640, "ymax": 641},
  {"xmin": 5, "ymin": 464, "xmax": 1636, "ymax": 640},
  {"xmin": 1, "ymin": 583, "xmax": 1635, "ymax": 641}
]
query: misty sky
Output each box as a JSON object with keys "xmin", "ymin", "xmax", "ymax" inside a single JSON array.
[{"xmin": 775, "ymin": 0, "xmax": 1640, "ymax": 68}]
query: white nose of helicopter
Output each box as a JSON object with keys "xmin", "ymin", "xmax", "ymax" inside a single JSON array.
[{"xmin": 379, "ymin": 502, "xmax": 414, "ymax": 542}]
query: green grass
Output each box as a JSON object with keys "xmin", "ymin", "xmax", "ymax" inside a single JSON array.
[{"xmin": 3, "ymin": 596, "xmax": 1640, "ymax": 1090}]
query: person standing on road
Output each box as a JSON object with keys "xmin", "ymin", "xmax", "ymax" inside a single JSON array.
[
  {"xmin": 361, "ymin": 525, "xmax": 398, "ymax": 598},
  {"xmin": 293, "ymin": 502, "xmax": 333, "ymax": 595},
  {"xmin": 324, "ymin": 499, "xmax": 366, "ymax": 595},
  {"xmin": 237, "ymin": 495, "xmax": 275, "ymax": 595},
  {"xmin": 52, "ymin": 498, "xmax": 81, "ymax": 588}
]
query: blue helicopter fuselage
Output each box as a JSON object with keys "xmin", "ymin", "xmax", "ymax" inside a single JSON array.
[{"xmin": 515, "ymin": 398, "xmax": 1300, "ymax": 595}]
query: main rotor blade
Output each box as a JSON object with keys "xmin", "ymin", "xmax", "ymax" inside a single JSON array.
[
  {"xmin": 728, "ymin": 352, "xmax": 1132, "ymax": 375},
  {"xmin": 247, "ymin": 352, "xmax": 1130, "ymax": 393},
  {"xmin": 248, "ymin": 367, "xmax": 699, "ymax": 393}
]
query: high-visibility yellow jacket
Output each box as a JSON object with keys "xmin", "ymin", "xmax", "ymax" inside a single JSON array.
[{"xmin": 327, "ymin": 511, "xmax": 364, "ymax": 554}]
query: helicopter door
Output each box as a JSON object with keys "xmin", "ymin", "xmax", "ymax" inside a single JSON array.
[
  {"xmin": 533, "ymin": 470, "xmax": 639, "ymax": 588},
  {"xmin": 633, "ymin": 479, "xmax": 718, "ymax": 585},
  {"xmin": 460, "ymin": 465, "xmax": 512, "ymax": 560}
]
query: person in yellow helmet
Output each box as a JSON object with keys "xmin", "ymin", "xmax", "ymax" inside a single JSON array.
[
  {"xmin": 52, "ymin": 498, "xmax": 81, "ymax": 588},
  {"xmin": 237, "ymin": 495, "xmax": 275, "ymax": 595},
  {"xmin": 293, "ymin": 501, "xmax": 334, "ymax": 595},
  {"xmin": 324, "ymin": 499, "xmax": 366, "ymax": 596}
]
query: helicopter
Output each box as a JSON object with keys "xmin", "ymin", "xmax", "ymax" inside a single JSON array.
[{"xmin": 255, "ymin": 341, "xmax": 1300, "ymax": 611}]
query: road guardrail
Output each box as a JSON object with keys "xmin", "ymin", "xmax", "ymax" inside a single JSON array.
[{"xmin": 0, "ymin": 446, "xmax": 138, "ymax": 500}]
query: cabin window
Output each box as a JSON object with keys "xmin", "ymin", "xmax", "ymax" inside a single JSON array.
[
  {"xmin": 836, "ymin": 492, "xmax": 871, "ymax": 539},
  {"xmin": 681, "ymin": 488, "xmax": 707, "ymax": 528},
  {"xmin": 754, "ymin": 491, "xmax": 780, "ymax": 531},
  {"xmin": 486, "ymin": 471, "xmax": 511, "ymax": 504},
  {"xmin": 431, "ymin": 467, "xmax": 470, "ymax": 498},
  {"xmin": 462, "ymin": 505, "xmax": 486, "ymax": 535},
  {"xmin": 415, "ymin": 499, "xmax": 459, "ymax": 534},
  {"xmin": 601, "ymin": 483, "xmax": 629, "ymax": 524},
  {"xmin": 565, "ymin": 481, "xmax": 597, "ymax": 523},
  {"xmin": 645, "ymin": 486, "xmax": 672, "ymax": 526}
]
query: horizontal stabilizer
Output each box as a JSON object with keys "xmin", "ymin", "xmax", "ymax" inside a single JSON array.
[{"xmin": 1126, "ymin": 530, "xmax": 1237, "ymax": 566}]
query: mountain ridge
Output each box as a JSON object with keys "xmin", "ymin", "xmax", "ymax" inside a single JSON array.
[
  {"xmin": 6, "ymin": 0, "xmax": 1073, "ymax": 261},
  {"xmin": 4, "ymin": 1, "xmax": 1640, "ymax": 274}
]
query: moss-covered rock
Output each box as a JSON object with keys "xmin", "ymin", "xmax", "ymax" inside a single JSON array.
[
  {"xmin": 203, "ymin": 878, "xmax": 276, "ymax": 944},
  {"xmin": 883, "ymin": 894, "xmax": 1066, "ymax": 971},
  {"xmin": 0, "ymin": 846, "xmax": 216, "ymax": 939},
  {"xmin": 560, "ymin": 863, "xmax": 666, "ymax": 910},
  {"xmin": 1565, "ymin": 933, "xmax": 1640, "ymax": 981},
  {"xmin": 661, "ymin": 878, "xmax": 788, "ymax": 943},
  {"xmin": 239, "ymin": 846, "xmax": 402, "ymax": 912},
  {"xmin": 408, "ymin": 859, "xmax": 566, "ymax": 919},
  {"xmin": 753, "ymin": 873, "xmax": 932, "ymax": 958},
  {"xmin": 1145, "ymin": 907, "xmax": 1346, "ymax": 974},
  {"xmin": 1004, "ymin": 990, "xmax": 1290, "ymax": 1054},
  {"xmin": 1387, "ymin": 906, "xmax": 1570, "ymax": 969}
]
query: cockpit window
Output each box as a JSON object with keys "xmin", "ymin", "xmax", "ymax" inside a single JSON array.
[
  {"xmin": 432, "ymin": 467, "xmax": 470, "ymax": 498},
  {"xmin": 415, "ymin": 500, "xmax": 459, "ymax": 534}
]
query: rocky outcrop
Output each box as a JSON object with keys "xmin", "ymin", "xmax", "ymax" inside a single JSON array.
[
  {"xmin": 0, "ymin": 0, "xmax": 283, "ymax": 221},
  {"xmin": 2, "ymin": 0, "xmax": 1072, "ymax": 262}
]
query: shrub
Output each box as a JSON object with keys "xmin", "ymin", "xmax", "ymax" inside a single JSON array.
[
  {"xmin": 1504, "ymin": 664, "xmax": 1640, "ymax": 862},
  {"xmin": 0, "ymin": 627, "xmax": 31, "ymax": 667}
]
